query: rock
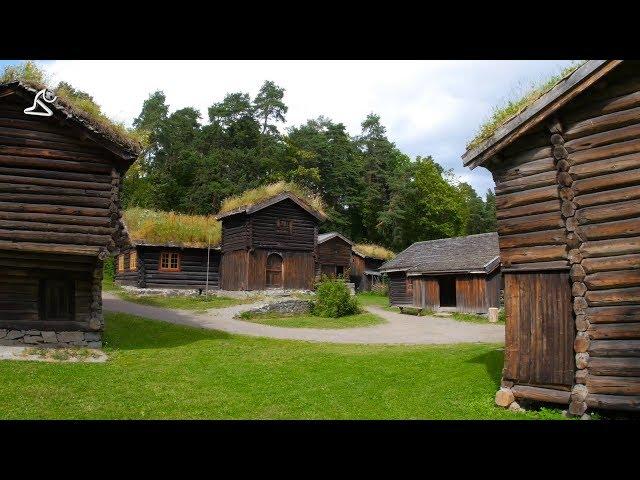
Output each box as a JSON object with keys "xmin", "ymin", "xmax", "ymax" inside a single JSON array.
[
  {"xmin": 56, "ymin": 331, "xmax": 85, "ymax": 343},
  {"xmin": 568, "ymin": 401, "xmax": 587, "ymax": 416},
  {"xmin": 25, "ymin": 330, "xmax": 41, "ymax": 336},
  {"xmin": 41, "ymin": 331, "xmax": 58, "ymax": 343},
  {"xmin": 84, "ymin": 332, "xmax": 101, "ymax": 342},
  {"xmin": 0, "ymin": 329, "xmax": 7, "ymax": 339},
  {"xmin": 580, "ymin": 413, "xmax": 591, "ymax": 421},
  {"xmin": 495, "ymin": 388, "xmax": 515, "ymax": 407},
  {"xmin": 22, "ymin": 335, "xmax": 42, "ymax": 344},
  {"xmin": 508, "ymin": 401, "xmax": 525, "ymax": 413},
  {"xmin": 488, "ymin": 307, "xmax": 499, "ymax": 323},
  {"xmin": 571, "ymin": 384, "xmax": 588, "ymax": 403},
  {"xmin": 6, "ymin": 330, "xmax": 24, "ymax": 340},
  {"xmin": 87, "ymin": 341, "xmax": 102, "ymax": 349},
  {"xmin": 246, "ymin": 299, "xmax": 313, "ymax": 316}
]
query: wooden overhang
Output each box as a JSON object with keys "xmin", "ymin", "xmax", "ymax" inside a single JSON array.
[
  {"xmin": 0, "ymin": 81, "xmax": 142, "ymax": 164},
  {"xmin": 317, "ymin": 232, "xmax": 353, "ymax": 245},
  {"xmin": 215, "ymin": 192, "xmax": 327, "ymax": 221},
  {"xmin": 461, "ymin": 60, "xmax": 624, "ymax": 170}
]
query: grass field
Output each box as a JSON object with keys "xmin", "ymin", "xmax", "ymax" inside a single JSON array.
[
  {"xmin": 0, "ymin": 312, "xmax": 565, "ymax": 420},
  {"xmin": 239, "ymin": 311, "xmax": 385, "ymax": 329}
]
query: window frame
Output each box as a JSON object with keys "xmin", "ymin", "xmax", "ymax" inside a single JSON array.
[
  {"xmin": 159, "ymin": 251, "xmax": 181, "ymax": 272},
  {"xmin": 276, "ymin": 218, "xmax": 293, "ymax": 234},
  {"xmin": 129, "ymin": 250, "xmax": 138, "ymax": 271},
  {"xmin": 117, "ymin": 254, "xmax": 125, "ymax": 272}
]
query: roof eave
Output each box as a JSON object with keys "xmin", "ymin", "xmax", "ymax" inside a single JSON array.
[{"xmin": 461, "ymin": 60, "xmax": 623, "ymax": 170}]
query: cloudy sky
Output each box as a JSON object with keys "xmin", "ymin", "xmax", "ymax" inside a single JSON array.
[{"xmin": 1, "ymin": 60, "xmax": 574, "ymax": 195}]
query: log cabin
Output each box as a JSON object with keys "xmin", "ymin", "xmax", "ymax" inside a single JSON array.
[
  {"xmin": 0, "ymin": 80, "xmax": 140, "ymax": 347},
  {"xmin": 115, "ymin": 209, "xmax": 221, "ymax": 291},
  {"xmin": 462, "ymin": 60, "xmax": 640, "ymax": 414},
  {"xmin": 351, "ymin": 244, "xmax": 394, "ymax": 292},
  {"xmin": 216, "ymin": 191, "xmax": 326, "ymax": 290},
  {"xmin": 380, "ymin": 233, "xmax": 501, "ymax": 313},
  {"xmin": 316, "ymin": 232, "xmax": 353, "ymax": 278}
]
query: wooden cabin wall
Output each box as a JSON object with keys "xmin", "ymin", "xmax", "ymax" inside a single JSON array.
[
  {"xmin": 317, "ymin": 237, "xmax": 352, "ymax": 276},
  {"xmin": 388, "ymin": 272, "xmax": 410, "ymax": 305},
  {"xmin": 131, "ymin": 246, "xmax": 221, "ymax": 290},
  {"xmin": 221, "ymin": 215, "xmax": 248, "ymax": 253},
  {"xmin": 0, "ymin": 94, "xmax": 126, "ymax": 255},
  {"xmin": 248, "ymin": 249, "xmax": 315, "ymax": 290},
  {"xmin": 114, "ymin": 248, "xmax": 139, "ymax": 286},
  {"xmin": 220, "ymin": 249, "xmax": 248, "ymax": 290},
  {"xmin": 553, "ymin": 62, "xmax": 640, "ymax": 412},
  {"xmin": 488, "ymin": 62, "xmax": 640, "ymax": 412},
  {"xmin": 0, "ymin": 251, "xmax": 96, "ymax": 331},
  {"xmin": 455, "ymin": 274, "xmax": 490, "ymax": 313},
  {"xmin": 250, "ymin": 199, "xmax": 317, "ymax": 251},
  {"xmin": 485, "ymin": 270, "xmax": 502, "ymax": 309},
  {"xmin": 412, "ymin": 276, "xmax": 439, "ymax": 309}
]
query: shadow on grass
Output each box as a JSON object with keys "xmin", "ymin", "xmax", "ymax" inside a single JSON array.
[
  {"xmin": 466, "ymin": 348, "xmax": 504, "ymax": 388},
  {"xmin": 104, "ymin": 313, "xmax": 232, "ymax": 351}
]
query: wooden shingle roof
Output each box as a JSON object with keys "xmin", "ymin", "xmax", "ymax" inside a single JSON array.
[{"xmin": 380, "ymin": 232, "xmax": 500, "ymax": 274}]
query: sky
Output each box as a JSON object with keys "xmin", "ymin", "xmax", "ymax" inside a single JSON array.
[{"xmin": 1, "ymin": 60, "xmax": 574, "ymax": 196}]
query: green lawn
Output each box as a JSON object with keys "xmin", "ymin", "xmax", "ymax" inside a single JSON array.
[
  {"xmin": 239, "ymin": 311, "xmax": 385, "ymax": 329},
  {"xmin": 356, "ymin": 292, "xmax": 400, "ymax": 312},
  {"xmin": 0, "ymin": 312, "xmax": 565, "ymax": 419}
]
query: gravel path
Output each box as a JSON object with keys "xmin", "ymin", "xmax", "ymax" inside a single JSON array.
[{"xmin": 102, "ymin": 292, "xmax": 505, "ymax": 345}]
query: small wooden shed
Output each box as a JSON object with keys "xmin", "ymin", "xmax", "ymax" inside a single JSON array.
[
  {"xmin": 462, "ymin": 60, "xmax": 640, "ymax": 414},
  {"xmin": 0, "ymin": 81, "xmax": 139, "ymax": 347},
  {"xmin": 380, "ymin": 233, "xmax": 501, "ymax": 314},
  {"xmin": 216, "ymin": 191, "xmax": 326, "ymax": 290},
  {"xmin": 316, "ymin": 232, "xmax": 353, "ymax": 278},
  {"xmin": 350, "ymin": 245, "xmax": 391, "ymax": 292}
]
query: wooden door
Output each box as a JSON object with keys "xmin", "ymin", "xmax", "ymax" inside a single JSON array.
[
  {"xmin": 504, "ymin": 272, "xmax": 574, "ymax": 386},
  {"xmin": 39, "ymin": 279, "xmax": 75, "ymax": 321},
  {"xmin": 266, "ymin": 254, "xmax": 283, "ymax": 288}
]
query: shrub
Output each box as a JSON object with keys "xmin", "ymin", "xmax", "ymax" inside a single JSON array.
[
  {"xmin": 313, "ymin": 277, "xmax": 360, "ymax": 318},
  {"xmin": 103, "ymin": 256, "xmax": 115, "ymax": 282}
]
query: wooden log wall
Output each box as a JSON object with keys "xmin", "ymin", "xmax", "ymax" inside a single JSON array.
[
  {"xmin": 0, "ymin": 250, "xmax": 96, "ymax": 331},
  {"xmin": 250, "ymin": 199, "xmax": 318, "ymax": 251},
  {"xmin": 388, "ymin": 272, "xmax": 411, "ymax": 305},
  {"xmin": 316, "ymin": 237, "xmax": 352, "ymax": 277},
  {"xmin": 0, "ymin": 96, "xmax": 126, "ymax": 256},
  {"xmin": 248, "ymin": 249, "xmax": 315, "ymax": 290},
  {"xmin": 554, "ymin": 64, "xmax": 640, "ymax": 414}
]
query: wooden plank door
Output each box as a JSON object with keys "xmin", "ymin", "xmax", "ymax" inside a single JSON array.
[
  {"xmin": 266, "ymin": 254, "xmax": 283, "ymax": 288},
  {"xmin": 39, "ymin": 278, "xmax": 75, "ymax": 321},
  {"xmin": 504, "ymin": 272, "xmax": 574, "ymax": 386}
]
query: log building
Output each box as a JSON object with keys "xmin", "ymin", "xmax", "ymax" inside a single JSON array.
[
  {"xmin": 462, "ymin": 60, "xmax": 640, "ymax": 414},
  {"xmin": 351, "ymin": 248, "xmax": 387, "ymax": 292},
  {"xmin": 0, "ymin": 81, "xmax": 139, "ymax": 347},
  {"xmin": 380, "ymin": 233, "xmax": 501, "ymax": 313},
  {"xmin": 316, "ymin": 232, "xmax": 353, "ymax": 278},
  {"xmin": 216, "ymin": 192, "xmax": 326, "ymax": 290}
]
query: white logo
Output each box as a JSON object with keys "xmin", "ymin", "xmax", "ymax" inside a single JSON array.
[{"xmin": 24, "ymin": 89, "xmax": 57, "ymax": 117}]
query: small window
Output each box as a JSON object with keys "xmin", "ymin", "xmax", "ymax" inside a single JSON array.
[
  {"xmin": 117, "ymin": 255, "xmax": 125, "ymax": 272},
  {"xmin": 129, "ymin": 250, "xmax": 138, "ymax": 271},
  {"xmin": 276, "ymin": 218, "xmax": 293, "ymax": 234},
  {"xmin": 159, "ymin": 252, "xmax": 180, "ymax": 272}
]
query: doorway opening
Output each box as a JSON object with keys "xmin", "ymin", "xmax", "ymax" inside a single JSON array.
[
  {"xmin": 438, "ymin": 276, "xmax": 457, "ymax": 307},
  {"xmin": 266, "ymin": 253, "xmax": 283, "ymax": 288}
]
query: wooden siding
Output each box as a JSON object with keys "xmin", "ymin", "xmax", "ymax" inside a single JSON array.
[
  {"xmin": 412, "ymin": 277, "xmax": 439, "ymax": 309},
  {"xmin": 250, "ymin": 199, "xmax": 317, "ymax": 251},
  {"xmin": 317, "ymin": 236, "xmax": 352, "ymax": 276},
  {"xmin": 115, "ymin": 246, "xmax": 220, "ymax": 290},
  {"xmin": 503, "ymin": 271, "xmax": 574, "ymax": 387},
  {"xmin": 389, "ymin": 272, "xmax": 410, "ymax": 305},
  {"xmin": 0, "ymin": 251, "xmax": 95, "ymax": 330},
  {"xmin": 221, "ymin": 215, "xmax": 248, "ymax": 253},
  {"xmin": 248, "ymin": 249, "xmax": 315, "ymax": 290},
  {"xmin": 220, "ymin": 249, "xmax": 248, "ymax": 290}
]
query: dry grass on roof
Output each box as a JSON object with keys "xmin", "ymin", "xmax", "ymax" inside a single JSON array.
[
  {"xmin": 353, "ymin": 243, "xmax": 395, "ymax": 261},
  {"xmin": 218, "ymin": 181, "xmax": 326, "ymax": 217},
  {"xmin": 123, "ymin": 208, "xmax": 221, "ymax": 248},
  {"xmin": 466, "ymin": 61, "xmax": 586, "ymax": 151}
]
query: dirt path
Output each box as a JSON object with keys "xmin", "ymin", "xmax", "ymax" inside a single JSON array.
[{"xmin": 102, "ymin": 292, "xmax": 505, "ymax": 345}]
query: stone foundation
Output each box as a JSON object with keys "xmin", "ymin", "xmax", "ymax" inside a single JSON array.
[
  {"xmin": 119, "ymin": 285, "xmax": 315, "ymax": 300},
  {"xmin": 0, "ymin": 329, "xmax": 102, "ymax": 348},
  {"xmin": 246, "ymin": 299, "xmax": 313, "ymax": 316}
]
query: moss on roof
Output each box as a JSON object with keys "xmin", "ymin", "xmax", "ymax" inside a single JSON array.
[
  {"xmin": 353, "ymin": 243, "xmax": 395, "ymax": 261},
  {"xmin": 123, "ymin": 208, "xmax": 221, "ymax": 248},
  {"xmin": 466, "ymin": 61, "xmax": 586, "ymax": 151},
  {"xmin": 218, "ymin": 181, "xmax": 326, "ymax": 217},
  {"xmin": 0, "ymin": 61, "xmax": 143, "ymax": 156}
]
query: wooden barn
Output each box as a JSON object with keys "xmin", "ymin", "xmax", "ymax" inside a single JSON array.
[
  {"xmin": 0, "ymin": 81, "xmax": 139, "ymax": 347},
  {"xmin": 380, "ymin": 233, "xmax": 501, "ymax": 314},
  {"xmin": 351, "ymin": 244, "xmax": 394, "ymax": 291},
  {"xmin": 316, "ymin": 232, "xmax": 353, "ymax": 278},
  {"xmin": 462, "ymin": 60, "xmax": 640, "ymax": 414},
  {"xmin": 115, "ymin": 209, "xmax": 221, "ymax": 291},
  {"xmin": 216, "ymin": 190, "xmax": 326, "ymax": 290}
]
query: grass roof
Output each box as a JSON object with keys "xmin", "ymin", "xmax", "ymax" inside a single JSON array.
[
  {"xmin": 218, "ymin": 181, "xmax": 326, "ymax": 217},
  {"xmin": 353, "ymin": 243, "xmax": 396, "ymax": 261},
  {"xmin": 0, "ymin": 61, "xmax": 143, "ymax": 156},
  {"xmin": 466, "ymin": 61, "xmax": 586, "ymax": 151},
  {"xmin": 123, "ymin": 208, "xmax": 221, "ymax": 248}
]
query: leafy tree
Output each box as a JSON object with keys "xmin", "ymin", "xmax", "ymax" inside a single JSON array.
[{"xmin": 253, "ymin": 80, "xmax": 287, "ymax": 136}]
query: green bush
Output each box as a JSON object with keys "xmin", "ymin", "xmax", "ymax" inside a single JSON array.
[
  {"xmin": 313, "ymin": 277, "xmax": 360, "ymax": 318},
  {"xmin": 103, "ymin": 256, "xmax": 115, "ymax": 282}
]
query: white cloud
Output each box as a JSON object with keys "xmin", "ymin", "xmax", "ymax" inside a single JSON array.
[{"xmin": 42, "ymin": 59, "xmax": 574, "ymax": 196}]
